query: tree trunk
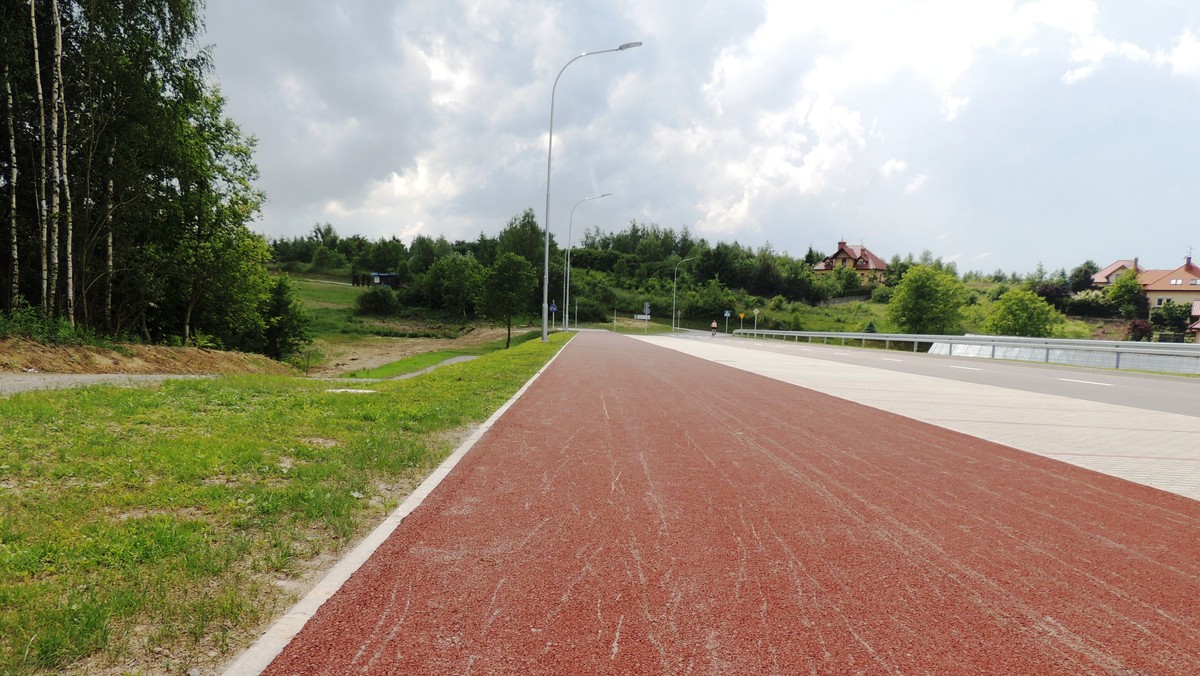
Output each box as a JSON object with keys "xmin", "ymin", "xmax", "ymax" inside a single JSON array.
[
  {"xmin": 52, "ymin": 0, "xmax": 73, "ymax": 326},
  {"xmin": 5, "ymin": 66, "xmax": 18, "ymax": 309},
  {"xmin": 30, "ymin": 0, "xmax": 49, "ymax": 311},
  {"xmin": 105, "ymin": 149, "xmax": 114, "ymax": 330},
  {"xmin": 46, "ymin": 0, "xmax": 62, "ymax": 316}
]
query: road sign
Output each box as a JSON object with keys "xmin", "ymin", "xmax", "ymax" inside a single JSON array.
[
  {"xmin": 643, "ymin": 301, "xmax": 651, "ymax": 315},
  {"xmin": 753, "ymin": 308, "xmax": 760, "ymax": 316},
  {"xmin": 634, "ymin": 314, "xmax": 651, "ymax": 320},
  {"xmin": 739, "ymin": 313, "xmax": 745, "ymax": 319},
  {"xmin": 724, "ymin": 310, "xmax": 731, "ymax": 318},
  {"xmin": 550, "ymin": 302, "xmax": 557, "ymax": 314}
]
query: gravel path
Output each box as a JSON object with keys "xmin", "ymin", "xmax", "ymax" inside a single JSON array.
[
  {"xmin": 0, "ymin": 356, "xmax": 479, "ymax": 397},
  {"xmin": 255, "ymin": 331, "xmax": 1200, "ymax": 674},
  {"xmin": 0, "ymin": 373, "xmax": 206, "ymax": 397}
]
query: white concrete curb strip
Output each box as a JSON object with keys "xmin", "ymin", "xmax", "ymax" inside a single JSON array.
[{"xmin": 223, "ymin": 340, "xmax": 572, "ymax": 675}]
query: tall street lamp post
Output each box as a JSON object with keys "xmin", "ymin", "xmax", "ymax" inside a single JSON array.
[
  {"xmin": 563, "ymin": 193, "xmax": 611, "ymax": 330},
  {"xmin": 672, "ymin": 256, "xmax": 696, "ymax": 332},
  {"xmin": 542, "ymin": 41, "xmax": 642, "ymax": 342}
]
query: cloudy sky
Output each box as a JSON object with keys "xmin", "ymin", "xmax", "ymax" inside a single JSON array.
[{"xmin": 203, "ymin": 0, "xmax": 1200, "ymax": 275}]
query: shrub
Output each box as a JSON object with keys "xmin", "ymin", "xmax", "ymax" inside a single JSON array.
[
  {"xmin": 1125, "ymin": 319, "xmax": 1153, "ymax": 341},
  {"xmin": 356, "ymin": 287, "xmax": 401, "ymax": 316}
]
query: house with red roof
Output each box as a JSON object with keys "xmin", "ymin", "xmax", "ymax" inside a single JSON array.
[
  {"xmin": 1091, "ymin": 259, "xmax": 1143, "ymax": 287},
  {"xmin": 1138, "ymin": 256, "xmax": 1200, "ymax": 310},
  {"xmin": 813, "ymin": 241, "xmax": 888, "ymax": 283}
]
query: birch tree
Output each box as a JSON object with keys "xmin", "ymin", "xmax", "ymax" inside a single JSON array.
[
  {"xmin": 29, "ymin": 0, "xmax": 49, "ymax": 310},
  {"xmin": 5, "ymin": 65, "xmax": 17, "ymax": 307}
]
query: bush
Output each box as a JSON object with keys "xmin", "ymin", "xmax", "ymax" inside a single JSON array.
[
  {"xmin": 1064, "ymin": 289, "xmax": 1110, "ymax": 317},
  {"xmin": 869, "ymin": 285, "xmax": 893, "ymax": 304},
  {"xmin": 356, "ymin": 287, "xmax": 401, "ymax": 316},
  {"xmin": 1125, "ymin": 319, "xmax": 1153, "ymax": 341},
  {"xmin": 0, "ymin": 299, "xmax": 106, "ymax": 346}
]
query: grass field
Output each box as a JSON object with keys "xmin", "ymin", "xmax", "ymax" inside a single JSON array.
[
  {"xmin": 0, "ymin": 333, "xmax": 569, "ymax": 674},
  {"xmin": 342, "ymin": 330, "xmax": 541, "ymax": 378}
]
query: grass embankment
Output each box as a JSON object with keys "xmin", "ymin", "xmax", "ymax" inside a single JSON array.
[
  {"xmin": 0, "ymin": 332, "xmax": 569, "ymax": 674},
  {"xmin": 342, "ymin": 330, "xmax": 541, "ymax": 378}
]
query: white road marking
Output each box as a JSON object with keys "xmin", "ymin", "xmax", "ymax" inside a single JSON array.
[
  {"xmin": 947, "ymin": 365, "xmax": 982, "ymax": 371},
  {"xmin": 881, "ymin": 358, "xmax": 903, "ymax": 363},
  {"xmin": 1058, "ymin": 378, "xmax": 1113, "ymax": 387},
  {"xmin": 835, "ymin": 352, "xmax": 852, "ymax": 356}
]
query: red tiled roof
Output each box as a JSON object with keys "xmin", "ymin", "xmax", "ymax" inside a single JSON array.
[
  {"xmin": 814, "ymin": 241, "xmax": 887, "ymax": 272},
  {"xmin": 1092, "ymin": 259, "xmax": 1141, "ymax": 285},
  {"xmin": 1140, "ymin": 258, "xmax": 1200, "ymax": 291}
]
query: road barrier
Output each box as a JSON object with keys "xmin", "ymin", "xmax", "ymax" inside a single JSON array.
[{"xmin": 730, "ymin": 330, "xmax": 1200, "ymax": 375}]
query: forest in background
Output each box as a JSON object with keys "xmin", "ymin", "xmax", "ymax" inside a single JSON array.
[
  {"xmin": 1, "ymin": 0, "xmax": 307, "ymax": 359},
  {"xmin": 269, "ymin": 211, "xmax": 1174, "ymax": 340}
]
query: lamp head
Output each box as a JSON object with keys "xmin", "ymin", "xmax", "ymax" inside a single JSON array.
[{"xmin": 618, "ymin": 42, "xmax": 642, "ymax": 50}]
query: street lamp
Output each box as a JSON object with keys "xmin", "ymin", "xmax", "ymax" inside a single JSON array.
[
  {"xmin": 542, "ymin": 41, "xmax": 642, "ymax": 342},
  {"xmin": 563, "ymin": 192, "xmax": 611, "ymax": 330},
  {"xmin": 672, "ymin": 256, "xmax": 696, "ymax": 332}
]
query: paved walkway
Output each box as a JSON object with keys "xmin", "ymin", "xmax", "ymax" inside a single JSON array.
[
  {"xmin": 231, "ymin": 332, "xmax": 1200, "ymax": 674},
  {"xmin": 638, "ymin": 335, "xmax": 1200, "ymax": 501}
]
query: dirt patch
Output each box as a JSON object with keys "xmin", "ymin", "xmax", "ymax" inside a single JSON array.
[
  {"xmin": 308, "ymin": 326, "xmax": 513, "ymax": 376},
  {"xmin": 0, "ymin": 337, "xmax": 295, "ymax": 376}
]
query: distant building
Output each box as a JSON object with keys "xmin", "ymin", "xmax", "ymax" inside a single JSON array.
[
  {"xmin": 813, "ymin": 241, "xmax": 888, "ymax": 283},
  {"xmin": 1091, "ymin": 259, "xmax": 1143, "ymax": 287},
  {"xmin": 1093, "ymin": 255, "xmax": 1200, "ymax": 330},
  {"xmin": 368, "ymin": 272, "xmax": 402, "ymax": 289},
  {"xmin": 1139, "ymin": 256, "xmax": 1200, "ymax": 308}
]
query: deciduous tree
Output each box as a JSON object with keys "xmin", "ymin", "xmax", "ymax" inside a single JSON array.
[
  {"xmin": 479, "ymin": 252, "xmax": 535, "ymax": 348},
  {"xmin": 1105, "ymin": 269, "xmax": 1149, "ymax": 320},
  {"xmin": 983, "ymin": 288, "xmax": 1063, "ymax": 337},
  {"xmin": 886, "ymin": 265, "xmax": 967, "ymax": 334}
]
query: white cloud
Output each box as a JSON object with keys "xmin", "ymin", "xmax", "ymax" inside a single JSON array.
[
  {"xmin": 1156, "ymin": 28, "xmax": 1200, "ymax": 78},
  {"xmin": 940, "ymin": 95, "xmax": 971, "ymax": 122},
  {"xmin": 905, "ymin": 174, "xmax": 929, "ymax": 194},
  {"xmin": 880, "ymin": 159, "xmax": 908, "ymax": 178},
  {"xmin": 205, "ymin": 0, "xmax": 1200, "ymax": 275}
]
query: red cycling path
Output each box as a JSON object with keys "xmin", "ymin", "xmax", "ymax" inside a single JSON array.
[{"xmin": 252, "ymin": 331, "xmax": 1200, "ymax": 674}]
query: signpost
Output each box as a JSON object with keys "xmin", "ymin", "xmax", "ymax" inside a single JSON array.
[
  {"xmin": 550, "ymin": 301, "xmax": 557, "ymax": 328},
  {"xmin": 637, "ymin": 302, "xmax": 651, "ymax": 334},
  {"xmin": 753, "ymin": 307, "xmax": 760, "ymax": 332},
  {"xmin": 724, "ymin": 309, "xmax": 730, "ymax": 334},
  {"xmin": 739, "ymin": 312, "xmax": 745, "ymax": 331}
]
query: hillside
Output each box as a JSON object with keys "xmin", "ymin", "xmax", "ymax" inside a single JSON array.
[{"xmin": 0, "ymin": 338, "xmax": 296, "ymax": 376}]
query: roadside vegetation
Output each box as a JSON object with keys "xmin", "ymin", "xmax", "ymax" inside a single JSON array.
[
  {"xmin": 0, "ymin": 332, "xmax": 569, "ymax": 674},
  {"xmin": 275, "ymin": 219, "xmax": 1179, "ymax": 346}
]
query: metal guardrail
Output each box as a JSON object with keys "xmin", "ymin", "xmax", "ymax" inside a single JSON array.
[{"xmin": 730, "ymin": 329, "xmax": 1200, "ymax": 375}]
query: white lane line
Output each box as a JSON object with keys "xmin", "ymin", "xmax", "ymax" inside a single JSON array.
[
  {"xmin": 1058, "ymin": 378, "xmax": 1113, "ymax": 387},
  {"xmin": 948, "ymin": 365, "xmax": 982, "ymax": 371},
  {"xmin": 881, "ymin": 358, "xmax": 903, "ymax": 363},
  {"xmin": 835, "ymin": 352, "xmax": 852, "ymax": 356}
]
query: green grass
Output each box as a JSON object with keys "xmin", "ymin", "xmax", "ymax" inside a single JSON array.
[
  {"xmin": 289, "ymin": 277, "xmax": 366, "ymax": 342},
  {"xmin": 0, "ymin": 332, "xmax": 569, "ymax": 673},
  {"xmin": 342, "ymin": 330, "xmax": 541, "ymax": 379}
]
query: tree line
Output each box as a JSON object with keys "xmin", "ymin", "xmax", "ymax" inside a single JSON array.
[
  {"xmin": 1, "ymin": 1, "xmax": 308, "ymax": 359},
  {"xmin": 276, "ymin": 216, "xmax": 1184, "ymax": 342},
  {"xmin": 269, "ymin": 211, "xmax": 890, "ymax": 326}
]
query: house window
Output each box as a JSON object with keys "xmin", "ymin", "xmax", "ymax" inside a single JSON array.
[
  {"xmin": 1170, "ymin": 279, "xmax": 1183, "ymax": 285},
  {"xmin": 1192, "ymin": 279, "xmax": 1200, "ymax": 285},
  {"xmin": 1157, "ymin": 298, "xmax": 1164, "ymax": 305}
]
